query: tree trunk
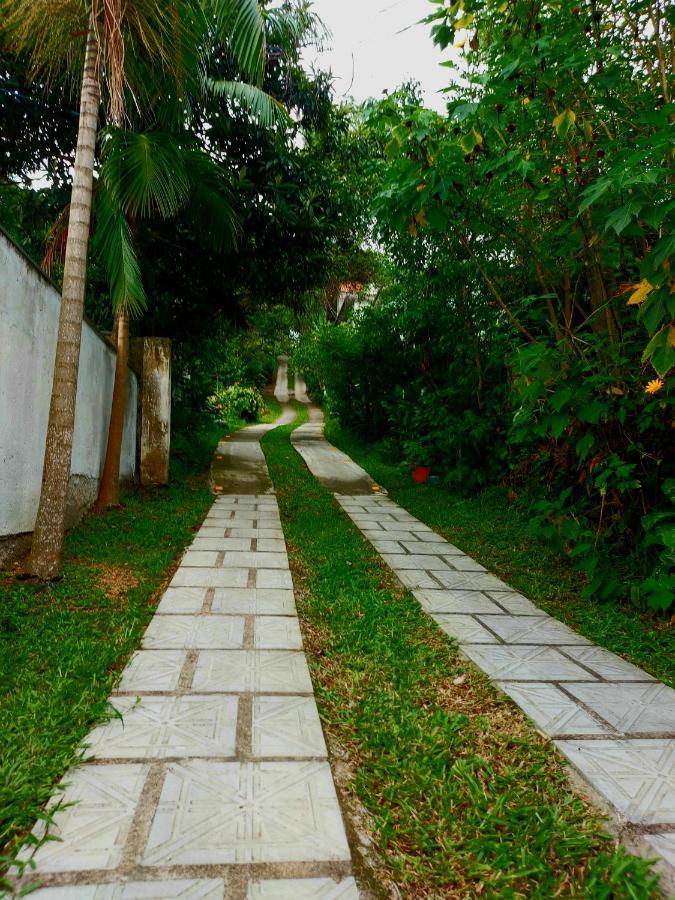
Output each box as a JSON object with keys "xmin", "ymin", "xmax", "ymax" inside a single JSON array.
[
  {"xmin": 97, "ymin": 310, "xmax": 130, "ymax": 507},
  {"xmin": 26, "ymin": 22, "xmax": 100, "ymax": 579}
]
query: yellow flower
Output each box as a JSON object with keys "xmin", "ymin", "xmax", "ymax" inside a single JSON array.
[{"xmin": 645, "ymin": 379, "xmax": 664, "ymax": 395}]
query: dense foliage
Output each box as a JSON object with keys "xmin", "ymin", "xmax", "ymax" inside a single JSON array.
[{"xmin": 299, "ymin": 0, "xmax": 674, "ymax": 611}]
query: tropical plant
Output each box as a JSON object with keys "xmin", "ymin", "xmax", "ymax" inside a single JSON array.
[
  {"xmin": 2, "ymin": 0, "xmax": 276, "ymax": 574},
  {"xmin": 206, "ymin": 383, "xmax": 266, "ymax": 421}
]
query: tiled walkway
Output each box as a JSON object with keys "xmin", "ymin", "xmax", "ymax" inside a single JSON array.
[
  {"xmin": 12, "ymin": 414, "xmax": 357, "ymax": 899},
  {"xmin": 294, "ymin": 404, "xmax": 675, "ymax": 890}
]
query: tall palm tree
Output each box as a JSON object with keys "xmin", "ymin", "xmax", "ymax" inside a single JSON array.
[{"xmin": 2, "ymin": 0, "xmax": 272, "ymax": 576}]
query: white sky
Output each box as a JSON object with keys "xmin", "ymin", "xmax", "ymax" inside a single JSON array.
[{"xmin": 304, "ymin": 0, "xmax": 452, "ymax": 112}]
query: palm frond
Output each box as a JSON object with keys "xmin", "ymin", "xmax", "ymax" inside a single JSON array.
[
  {"xmin": 94, "ymin": 183, "xmax": 147, "ymax": 316},
  {"xmin": 208, "ymin": 0, "xmax": 265, "ymax": 84},
  {"xmin": 207, "ymin": 78, "xmax": 288, "ymax": 128},
  {"xmin": 98, "ymin": 127, "xmax": 191, "ymax": 219},
  {"xmin": 180, "ymin": 145, "xmax": 241, "ymax": 252}
]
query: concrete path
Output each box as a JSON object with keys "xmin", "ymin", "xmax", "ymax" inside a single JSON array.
[
  {"xmin": 293, "ymin": 404, "xmax": 675, "ymax": 892},
  {"xmin": 13, "ymin": 412, "xmax": 357, "ymax": 899},
  {"xmin": 291, "ymin": 405, "xmax": 375, "ymax": 496}
]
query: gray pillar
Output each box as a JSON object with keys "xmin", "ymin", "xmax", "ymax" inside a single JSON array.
[{"xmin": 131, "ymin": 337, "xmax": 172, "ymax": 485}]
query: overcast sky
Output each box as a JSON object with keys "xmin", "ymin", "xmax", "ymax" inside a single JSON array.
[{"xmin": 303, "ymin": 0, "xmax": 452, "ymax": 112}]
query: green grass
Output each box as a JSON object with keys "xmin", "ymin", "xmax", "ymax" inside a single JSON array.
[
  {"xmin": 0, "ymin": 414, "xmax": 240, "ymax": 879},
  {"xmin": 325, "ymin": 420, "xmax": 675, "ymax": 690},
  {"xmin": 262, "ymin": 408, "xmax": 659, "ymax": 898}
]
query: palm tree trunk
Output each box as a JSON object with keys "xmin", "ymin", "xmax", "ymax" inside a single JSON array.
[
  {"xmin": 97, "ymin": 310, "xmax": 130, "ymax": 507},
  {"xmin": 26, "ymin": 21, "xmax": 101, "ymax": 579}
]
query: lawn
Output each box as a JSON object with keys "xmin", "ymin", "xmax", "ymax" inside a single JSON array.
[
  {"xmin": 262, "ymin": 407, "xmax": 658, "ymax": 898},
  {"xmin": 0, "ymin": 413, "xmax": 241, "ymax": 880},
  {"xmin": 325, "ymin": 420, "xmax": 675, "ymax": 690}
]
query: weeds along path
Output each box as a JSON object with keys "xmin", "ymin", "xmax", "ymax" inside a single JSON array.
[{"xmin": 262, "ymin": 401, "xmax": 670, "ymax": 897}]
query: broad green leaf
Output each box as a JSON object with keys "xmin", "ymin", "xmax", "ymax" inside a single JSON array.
[{"xmin": 552, "ymin": 108, "xmax": 576, "ymax": 139}]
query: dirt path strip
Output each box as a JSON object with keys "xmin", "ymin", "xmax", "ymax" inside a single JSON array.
[
  {"xmin": 10, "ymin": 407, "xmax": 358, "ymax": 900},
  {"xmin": 292, "ymin": 401, "xmax": 675, "ymax": 895}
]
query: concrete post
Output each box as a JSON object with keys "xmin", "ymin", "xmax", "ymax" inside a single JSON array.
[
  {"xmin": 130, "ymin": 338, "xmax": 172, "ymax": 485},
  {"xmin": 274, "ymin": 354, "xmax": 290, "ymax": 403}
]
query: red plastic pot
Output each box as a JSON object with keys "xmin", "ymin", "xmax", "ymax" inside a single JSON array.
[{"xmin": 411, "ymin": 466, "xmax": 431, "ymax": 484}]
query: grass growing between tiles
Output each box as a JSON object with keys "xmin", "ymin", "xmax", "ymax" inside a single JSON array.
[
  {"xmin": 325, "ymin": 420, "xmax": 675, "ymax": 691},
  {"xmin": 0, "ymin": 413, "xmax": 243, "ymax": 880},
  {"xmin": 262, "ymin": 408, "xmax": 658, "ymax": 898}
]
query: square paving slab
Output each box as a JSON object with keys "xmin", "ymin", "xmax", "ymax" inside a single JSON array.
[
  {"xmin": 563, "ymin": 683, "xmax": 675, "ymax": 734},
  {"xmin": 142, "ymin": 616, "xmax": 245, "ymax": 650},
  {"xmin": 476, "ymin": 614, "xmax": 591, "ymax": 646},
  {"xmin": 645, "ymin": 833, "xmax": 675, "ymax": 869},
  {"xmin": 254, "ymin": 616, "xmax": 304, "ymax": 650},
  {"xmin": 246, "ymin": 878, "xmax": 359, "ymax": 898},
  {"xmin": 211, "ymin": 588, "xmax": 296, "ymax": 616},
  {"xmin": 171, "ymin": 568, "xmax": 250, "ymax": 589},
  {"xmin": 28, "ymin": 881, "xmax": 226, "ymax": 899},
  {"xmin": 142, "ymin": 761, "xmax": 351, "ymax": 865},
  {"xmin": 555, "ymin": 739, "xmax": 675, "ymax": 824},
  {"xmin": 382, "ymin": 553, "xmax": 451, "ymax": 571},
  {"xmin": 557, "ymin": 646, "xmax": 655, "ymax": 681},
  {"xmin": 432, "ymin": 614, "xmax": 500, "ymax": 644},
  {"xmin": 401, "ymin": 541, "xmax": 464, "ymax": 555},
  {"xmin": 484, "ymin": 591, "xmax": 548, "ymax": 616},
  {"xmin": 432, "ymin": 571, "xmax": 510, "ymax": 592},
  {"xmin": 192, "ymin": 651, "xmax": 314, "ymax": 694},
  {"xmin": 460, "ymin": 645, "xmax": 599, "ymax": 682},
  {"xmin": 414, "ymin": 589, "xmax": 504, "ymax": 615},
  {"xmin": 116, "ymin": 650, "xmax": 186, "ymax": 693},
  {"xmin": 497, "ymin": 682, "xmax": 613, "ymax": 737},
  {"xmin": 156, "ymin": 588, "xmax": 209, "ymax": 615},
  {"xmin": 84, "ymin": 696, "xmax": 238, "ymax": 759},
  {"xmin": 257, "ymin": 570, "xmax": 294, "ymax": 590},
  {"xmin": 19, "ymin": 764, "xmax": 148, "ymax": 872},
  {"xmin": 251, "ymin": 696, "xmax": 327, "ymax": 758}
]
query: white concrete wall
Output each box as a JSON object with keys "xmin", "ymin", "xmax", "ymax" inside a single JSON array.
[{"xmin": 0, "ymin": 228, "xmax": 137, "ymax": 537}]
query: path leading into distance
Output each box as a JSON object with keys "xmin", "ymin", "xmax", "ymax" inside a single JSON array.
[
  {"xmin": 291, "ymin": 400, "xmax": 675, "ymax": 893},
  {"xmin": 12, "ymin": 403, "xmax": 358, "ymax": 900}
]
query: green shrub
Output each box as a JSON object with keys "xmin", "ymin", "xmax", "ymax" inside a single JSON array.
[{"xmin": 206, "ymin": 384, "xmax": 266, "ymax": 423}]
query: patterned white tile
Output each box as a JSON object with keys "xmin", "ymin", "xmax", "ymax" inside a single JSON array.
[
  {"xmin": 252, "ymin": 696, "xmax": 327, "ymax": 757},
  {"xmin": 29, "ymin": 883, "xmax": 224, "ymax": 900},
  {"xmin": 143, "ymin": 761, "xmax": 351, "ymax": 864},
  {"xmin": 433, "ymin": 571, "xmax": 510, "ymax": 591},
  {"xmin": 211, "ymin": 589, "xmax": 296, "ymax": 616},
  {"xmin": 254, "ymin": 617, "xmax": 303, "ymax": 650},
  {"xmin": 170, "ymin": 568, "xmax": 250, "ymax": 589},
  {"xmin": 401, "ymin": 541, "xmax": 464, "ymax": 556},
  {"xmin": 395, "ymin": 569, "xmax": 441, "ymax": 590},
  {"xmin": 432, "ymin": 614, "xmax": 499, "ymax": 644},
  {"xmin": 484, "ymin": 591, "xmax": 547, "ymax": 616},
  {"xmin": 382, "ymin": 554, "xmax": 451, "ymax": 571},
  {"xmin": 84, "ymin": 696, "xmax": 238, "ymax": 759},
  {"xmin": 181, "ymin": 551, "xmax": 220, "ymax": 567},
  {"xmin": 257, "ymin": 570, "xmax": 294, "ymax": 590},
  {"xmin": 644, "ymin": 833, "xmax": 675, "ymax": 869},
  {"xmin": 564, "ymin": 683, "xmax": 675, "ymax": 734},
  {"xmin": 443, "ymin": 557, "xmax": 487, "ymax": 573},
  {"xmin": 414, "ymin": 589, "xmax": 503, "ymax": 615},
  {"xmin": 142, "ymin": 616, "xmax": 245, "ymax": 650},
  {"xmin": 190, "ymin": 538, "xmax": 252, "ymax": 551},
  {"xmin": 246, "ymin": 878, "xmax": 358, "ymax": 899},
  {"xmin": 157, "ymin": 589, "xmax": 208, "ymax": 615},
  {"xmin": 369, "ymin": 540, "xmax": 405, "ymax": 554},
  {"xmin": 219, "ymin": 552, "xmax": 288, "ymax": 569},
  {"xmin": 461, "ymin": 645, "xmax": 598, "ymax": 681},
  {"xmin": 256, "ymin": 539, "xmax": 287, "ymax": 553},
  {"xmin": 228, "ymin": 528, "xmax": 285, "ymax": 540},
  {"xmin": 558, "ymin": 646, "xmax": 655, "ymax": 681},
  {"xmin": 477, "ymin": 615, "xmax": 591, "ymax": 646},
  {"xmin": 192, "ymin": 651, "xmax": 313, "ymax": 694},
  {"xmin": 364, "ymin": 529, "xmax": 416, "ymax": 542},
  {"xmin": 555, "ymin": 739, "xmax": 675, "ymax": 824},
  {"xmin": 497, "ymin": 682, "xmax": 613, "ymax": 737},
  {"xmin": 117, "ymin": 650, "xmax": 186, "ymax": 693},
  {"xmin": 19, "ymin": 765, "xmax": 147, "ymax": 872}
]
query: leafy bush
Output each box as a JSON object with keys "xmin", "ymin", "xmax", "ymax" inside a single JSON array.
[{"xmin": 206, "ymin": 384, "xmax": 266, "ymax": 423}]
